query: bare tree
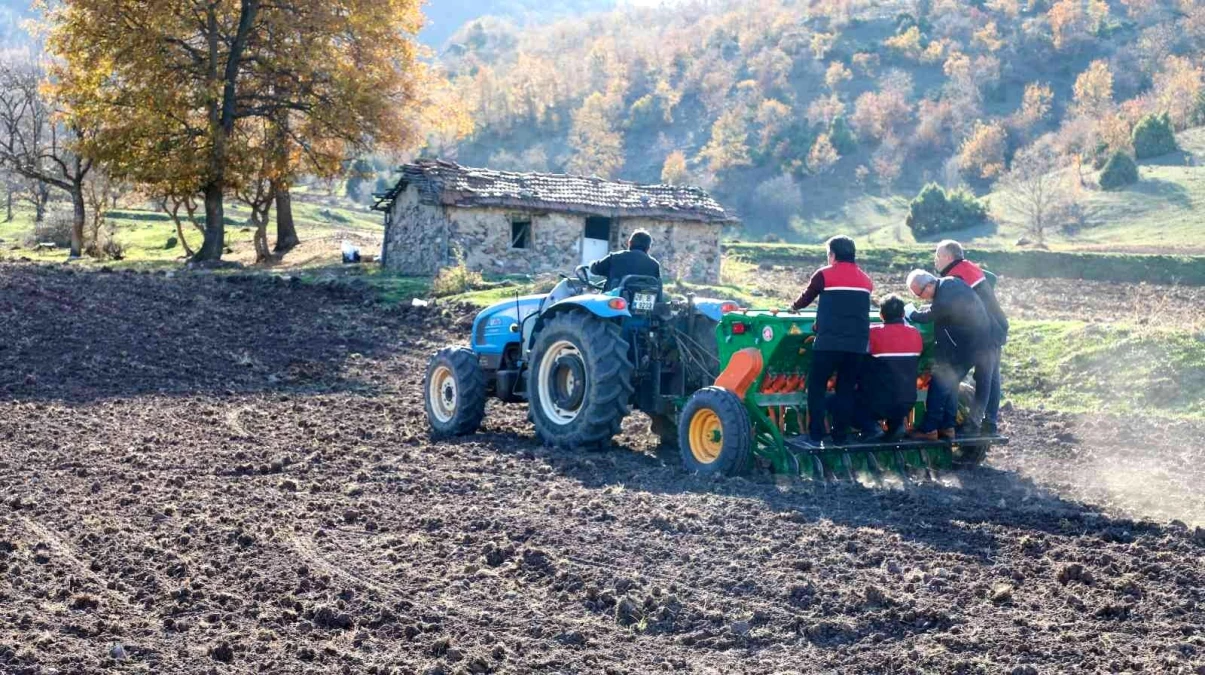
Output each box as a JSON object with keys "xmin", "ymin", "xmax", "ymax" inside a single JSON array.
[
  {"xmin": 1000, "ymin": 139, "xmax": 1073, "ymax": 244},
  {"xmin": 0, "ymin": 57, "xmax": 91, "ymax": 257},
  {"xmin": 1, "ymin": 169, "xmax": 16, "ymax": 222}
]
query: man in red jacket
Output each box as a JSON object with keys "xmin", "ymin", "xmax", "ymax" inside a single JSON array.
[
  {"xmin": 790, "ymin": 235, "xmax": 874, "ymax": 449},
  {"xmin": 935, "ymin": 240, "xmax": 1009, "ymax": 435},
  {"xmin": 856, "ymin": 295, "xmax": 923, "ymax": 443}
]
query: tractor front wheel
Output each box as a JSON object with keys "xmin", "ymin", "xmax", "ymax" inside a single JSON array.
[
  {"xmin": 678, "ymin": 387, "xmax": 752, "ymax": 476},
  {"xmin": 424, "ymin": 347, "xmax": 487, "ymax": 437},
  {"xmin": 528, "ymin": 312, "xmax": 635, "ymax": 450}
]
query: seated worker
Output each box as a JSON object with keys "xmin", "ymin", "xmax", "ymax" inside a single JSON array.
[
  {"xmin": 855, "ymin": 295, "xmax": 923, "ymax": 443},
  {"xmin": 789, "ymin": 235, "xmax": 873, "ymax": 449},
  {"xmin": 935, "ymin": 240, "xmax": 1009, "ymax": 435},
  {"xmin": 587, "ymin": 229, "xmax": 661, "ymax": 292},
  {"xmin": 903, "ymin": 269, "xmax": 992, "ymax": 442}
]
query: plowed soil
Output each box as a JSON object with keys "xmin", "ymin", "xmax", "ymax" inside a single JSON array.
[{"xmin": 1, "ymin": 263, "xmax": 1203, "ymax": 675}]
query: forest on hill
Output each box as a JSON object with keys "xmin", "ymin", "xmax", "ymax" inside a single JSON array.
[
  {"xmin": 434, "ymin": 0, "xmax": 1205, "ymax": 241},
  {"xmin": 421, "ymin": 0, "xmax": 617, "ymax": 48}
]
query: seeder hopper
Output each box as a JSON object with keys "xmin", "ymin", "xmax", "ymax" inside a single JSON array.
[{"xmin": 678, "ymin": 309, "xmax": 1009, "ymax": 481}]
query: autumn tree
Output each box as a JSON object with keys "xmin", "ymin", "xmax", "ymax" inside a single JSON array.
[
  {"xmin": 1154, "ymin": 56, "xmax": 1204, "ymax": 129},
  {"xmin": 958, "ymin": 120, "xmax": 1008, "ymax": 180},
  {"xmin": 568, "ymin": 92, "xmax": 624, "ymax": 178},
  {"xmin": 48, "ymin": 0, "xmax": 450, "ymax": 261},
  {"xmin": 1073, "ymin": 60, "xmax": 1115, "ymax": 118},
  {"xmin": 1049, "ymin": 0, "xmax": 1109, "ymax": 52},
  {"xmin": 807, "ymin": 133, "xmax": 839, "ymax": 174},
  {"xmin": 0, "ymin": 58, "xmax": 93, "ymax": 257},
  {"xmin": 1011, "ymin": 82, "xmax": 1055, "ymax": 135},
  {"xmin": 824, "ymin": 62, "xmax": 852, "ymax": 91},
  {"xmin": 661, "ymin": 150, "xmax": 689, "ymax": 185},
  {"xmin": 698, "ymin": 109, "xmax": 751, "ymax": 173}
]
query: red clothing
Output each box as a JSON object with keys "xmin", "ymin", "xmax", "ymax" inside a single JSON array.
[
  {"xmin": 944, "ymin": 259, "xmax": 986, "ymax": 288},
  {"xmin": 869, "ymin": 321, "xmax": 924, "ymax": 357},
  {"xmin": 792, "ymin": 261, "xmax": 874, "ymax": 353}
]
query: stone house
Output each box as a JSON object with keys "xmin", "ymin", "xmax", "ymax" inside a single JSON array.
[{"xmin": 372, "ymin": 160, "xmax": 735, "ymax": 283}]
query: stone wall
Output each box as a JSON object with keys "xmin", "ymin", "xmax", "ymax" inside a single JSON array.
[
  {"xmin": 447, "ymin": 208, "xmax": 582, "ymax": 275},
  {"xmin": 620, "ymin": 218, "xmax": 722, "ymax": 284},
  {"xmin": 381, "ymin": 185, "xmax": 449, "ymax": 275},
  {"xmin": 382, "ymin": 190, "xmax": 723, "ymax": 284}
]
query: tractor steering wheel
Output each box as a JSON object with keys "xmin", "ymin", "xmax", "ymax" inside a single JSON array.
[{"xmin": 575, "ymin": 265, "xmax": 604, "ymax": 290}]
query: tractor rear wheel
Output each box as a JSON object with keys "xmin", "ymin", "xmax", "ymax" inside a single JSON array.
[
  {"xmin": 528, "ymin": 312, "xmax": 635, "ymax": 450},
  {"xmin": 424, "ymin": 347, "xmax": 487, "ymax": 437},
  {"xmin": 678, "ymin": 387, "xmax": 752, "ymax": 476}
]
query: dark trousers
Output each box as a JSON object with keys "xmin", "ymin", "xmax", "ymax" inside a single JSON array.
[
  {"xmin": 919, "ymin": 359, "xmax": 972, "ymax": 433},
  {"xmin": 808, "ymin": 350, "xmax": 861, "ymax": 442},
  {"xmin": 969, "ymin": 348, "xmax": 998, "ymax": 428},
  {"xmin": 985, "ymin": 348, "xmax": 1002, "ymax": 425},
  {"xmin": 855, "ymin": 401, "xmax": 913, "ymax": 436}
]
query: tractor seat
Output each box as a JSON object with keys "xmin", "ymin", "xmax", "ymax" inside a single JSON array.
[{"xmin": 615, "ymin": 275, "xmax": 663, "ymax": 314}]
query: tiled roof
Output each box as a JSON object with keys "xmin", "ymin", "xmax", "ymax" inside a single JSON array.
[{"xmin": 374, "ymin": 159, "xmax": 736, "ymax": 224}]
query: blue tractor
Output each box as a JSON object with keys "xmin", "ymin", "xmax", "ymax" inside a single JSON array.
[{"xmin": 423, "ymin": 266, "xmax": 736, "ymax": 450}]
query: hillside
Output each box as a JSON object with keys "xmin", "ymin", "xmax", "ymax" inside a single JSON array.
[
  {"xmin": 436, "ymin": 0, "xmax": 1205, "ymax": 250},
  {"xmin": 421, "ymin": 0, "xmax": 616, "ymax": 48}
]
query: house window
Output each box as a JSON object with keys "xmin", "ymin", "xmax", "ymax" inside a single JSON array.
[
  {"xmin": 510, "ymin": 218, "xmax": 531, "ymax": 249},
  {"xmin": 584, "ymin": 216, "xmax": 612, "ymax": 241}
]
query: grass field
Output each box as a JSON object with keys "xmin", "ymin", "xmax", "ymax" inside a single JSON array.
[
  {"xmin": 1003, "ymin": 320, "xmax": 1205, "ymax": 419},
  {"xmin": 776, "ymin": 127, "xmax": 1205, "ymax": 254},
  {"xmin": 0, "ymin": 197, "xmax": 382, "ymax": 266}
]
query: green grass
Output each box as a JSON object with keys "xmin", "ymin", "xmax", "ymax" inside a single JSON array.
[
  {"xmin": 759, "ymin": 126, "xmax": 1205, "ymax": 253},
  {"xmin": 1003, "ymin": 320, "xmax": 1205, "ymax": 419},
  {"xmin": 0, "ymin": 197, "xmax": 381, "ymax": 265}
]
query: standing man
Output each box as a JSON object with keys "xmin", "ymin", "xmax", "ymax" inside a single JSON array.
[
  {"xmin": 904, "ymin": 269, "xmax": 992, "ymax": 441},
  {"xmin": 856, "ymin": 295, "xmax": 924, "ymax": 443},
  {"xmin": 587, "ymin": 229, "xmax": 661, "ymax": 292},
  {"xmin": 790, "ymin": 235, "xmax": 873, "ymax": 448},
  {"xmin": 935, "ymin": 240, "xmax": 1009, "ymax": 435}
]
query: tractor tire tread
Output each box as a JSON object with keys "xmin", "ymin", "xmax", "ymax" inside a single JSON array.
[
  {"xmin": 528, "ymin": 313, "xmax": 634, "ymax": 451},
  {"xmin": 678, "ymin": 386, "xmax": 752, "ymax": 476},
  {"xmin": 424, "ymin": 346, "xmax": 487, "ymax": 438}
]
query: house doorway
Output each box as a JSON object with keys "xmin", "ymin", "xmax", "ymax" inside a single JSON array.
[{"xmin": 581, "ymin": 216, "xmax": 614, "ymax": 265}]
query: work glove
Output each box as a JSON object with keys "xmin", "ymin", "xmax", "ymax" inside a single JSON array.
[{"xmin": 904, "ymin": 303, "xmax": 917, "ymax": 321}]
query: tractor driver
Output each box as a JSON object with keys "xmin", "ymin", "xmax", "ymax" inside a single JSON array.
[
  {"xmin": 789, "ymin": 235, "xmax": 874, "ymax": 449},
  {"xmin": 587, "ymin": 229, "xmax": 661, "ymax": 292}
]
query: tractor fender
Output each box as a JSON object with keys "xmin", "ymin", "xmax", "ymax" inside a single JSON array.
[
  {"xmin": 544, "ymin": 294, "xmax": 632, "ymax": 320},
  {"xmin": 526, "ymin": 295, "xmax": 630, "ymax": 352},
  {"xmin": 690, "ymin": 298, "xmax": 731, "ymax": 322}
]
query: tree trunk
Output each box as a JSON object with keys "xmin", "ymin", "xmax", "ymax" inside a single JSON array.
[
  {"xmin": 69, "ymin": 183, "xmax": 85, "ymax": 258},
  {"xmin": 33, "ymin": 185, "xmax": 47, "ymax": 222},
  {"xmin": 273, "ymin": 186, "xmax": 299, "ymax": 253},
  {"xmin": 4, "ymin": 187, "xmax": 11, "ymax": 222},
  {"xmin": 196, "ymin": 182, "xmax": 226, "ymax": 261}
]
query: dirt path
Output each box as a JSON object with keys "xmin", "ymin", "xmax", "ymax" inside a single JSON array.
[{"xmin": 1, "ymin": 263, "xmax": 1203, "ymax": 674}]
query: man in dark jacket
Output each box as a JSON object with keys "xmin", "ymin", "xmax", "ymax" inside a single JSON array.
[
  {"xmin": 936, "ymin": 240, "xmax": 1008, "ymax": 435},
  {"xmin": 789, "ymin": 235, "xmax": 873, "ymax": 448},
  {"xmin": 856, "ymin": 295, "xmax": 923, "ymax": 443},
  {"xmin": 904, "ymin": 269, "xmax": 992, "ymax": 441},
  {"xmin": 588, "ymin": 229, "xmax": 661, "ymax": 292}
]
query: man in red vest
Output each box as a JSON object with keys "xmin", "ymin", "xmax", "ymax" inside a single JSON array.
[
  {"xmin": 856, "ymin": 295, "xmax": 923, "ymax": 443},
  {"xmin": 790, "ymin": 235, "xmax": 874, "ymax": 449},
  {"xmin": 935, "ymin": 240, "xmax": 1009, "ymax": 435}
]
